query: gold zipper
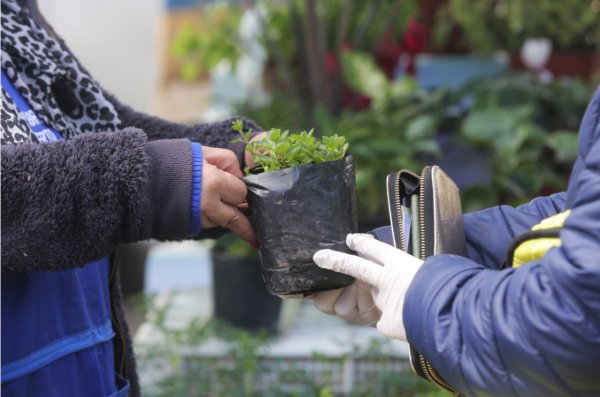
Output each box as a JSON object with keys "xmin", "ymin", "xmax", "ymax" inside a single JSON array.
[
  {"xmin": 419, "ymin": 354, "xmax": 459, "ymax": 395},
  {"xmin": 394, "ymin": 173, "xmax": 407, "ymax": 251},
  {"xmin": 419, "ymin": 167, "xmax": 428, "ymax": 261},
  {"xmin": 416, "ymin": 167, "xmax": 460, "ymax": 396}
]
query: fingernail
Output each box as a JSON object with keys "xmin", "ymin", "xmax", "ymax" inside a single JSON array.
[{"xmin": 249, "ymin": 240, "xmax": 259, "ymax": 249}]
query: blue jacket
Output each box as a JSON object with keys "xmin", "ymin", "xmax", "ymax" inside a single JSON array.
[{"xmin": 403, "ymin": 86, "xmax": 600, "ymax": 396}]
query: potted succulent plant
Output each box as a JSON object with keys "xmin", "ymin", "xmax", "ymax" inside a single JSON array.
[{"xmin": 232, "ymin": 120, "xmax": 357, "ymax": 296}]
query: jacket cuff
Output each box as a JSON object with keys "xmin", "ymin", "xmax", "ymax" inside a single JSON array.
[
  {"xmin": 403, "ymin": 254, "xmax": 485, "ymax": 391},
  {"xmin": 190, "ymin": 142, "xmax": 202, "ymax": 236},
  {"xmin": 144, "ymin": 139, "xmax": 194, "ymax": 239}
]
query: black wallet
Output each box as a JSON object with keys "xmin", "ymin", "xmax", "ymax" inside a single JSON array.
[{"xmin": 386, "ymin": 165, "xmax": 466, "ymax": 394}]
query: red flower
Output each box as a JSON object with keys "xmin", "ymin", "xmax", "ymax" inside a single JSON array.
[{"xmin": 402, "ymin": 19, "xmax": 428, "ymax": 54}]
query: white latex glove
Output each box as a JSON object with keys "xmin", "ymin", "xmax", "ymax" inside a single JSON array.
[
  {"xmin": 312, "ymin": 234, "xmax": 381, "ymax": 326},
  {"xmin": 313, "ymin": 233, "xmax": 424, "ymax": 340}
]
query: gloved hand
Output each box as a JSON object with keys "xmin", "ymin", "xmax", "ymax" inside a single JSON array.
[
  {"xmin": 312, "ymin": 234, "xmax": 381, "ymax": 326},
  {"xmin": 312, "ymin": 280, "xmax": 381, "ymax": 325},
  {"xmin": 313, "ymin": 233, "xmax": 424, "ymax": 340}
]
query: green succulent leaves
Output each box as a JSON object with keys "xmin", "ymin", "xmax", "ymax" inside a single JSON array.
[{"xmin": 232, "ymin": 120, "xmax": 349, "ymax": 175}]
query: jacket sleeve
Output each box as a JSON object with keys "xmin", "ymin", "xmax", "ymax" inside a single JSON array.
[
  {"xmin": 403, "ymin": 137, "xmax": 600, "ymax": 396},
  {"xmin": 1, "ymin": 128, "xmax": 197, "ymax": 272},
  {"xmin": 104, "ymin": 91, "xmax": 261, "ymax": 168},
  {"xmin": 462, "ymin": 192, "xmax": 566, "ymax": 269}
]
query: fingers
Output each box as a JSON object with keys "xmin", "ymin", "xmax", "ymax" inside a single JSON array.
[
  {"xmin": 355, "ymin": 280, "xmax": 379, "ymax": 315},
  {"xmin": 313, "ymin": 249, "xmax": 383, "ymax": 286},
  {"xmin": 203, "ymin": 146, "xmax": 243, "ymax": 177},
  {"xmin": 346, "ymin": 233, "xmax": 407, "ymax": 266},
  {"xmin": 334, "ymin": 284, "xmax": 379, "ymax": 325},
  {"xmin": 352, "ymin": 234, "xmax": 381, "ymax": 263},
  {"xmin": 333, "ymin": 284, "xmax": 358, "ymax": 318},
  {"xmin": 218, "ymin": 207, "xmax": 253, "ymax": 242},
  {"xmin": 201, "ymin": 161, "xmax": 247, "ymax": 204},
  {"xmin": 217, "ymin": 169, "xmax": 248, "ymax": 205},
  {"xmin": 244, "ymin": 132, "xmax": 268, "ymax": 169},
  {"xmin": 314, "ymin": 282, "xmax": 381, "ymax": 325},
  {"xmin": 201, "ymin": 161, "xmax": 257, "ymax": 243},
  {"xmin": 313, "ymin": 288, "xmax": 344, "ymax": 315},
  {"xmin": 332, "ymin": 284, "xmax": 363, "ymax": 323},
  {"xmin": 203, "ymin": 201, "xmax": 257, "ymax": 243},
  {"xmin": 237, "ymin": 202, "xmax": 250, "ymax": 212}
]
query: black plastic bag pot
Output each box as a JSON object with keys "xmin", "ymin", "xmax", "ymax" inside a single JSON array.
[{"xmin": 243, "ymin": 155, "xmax": 357, "ymax": 296}]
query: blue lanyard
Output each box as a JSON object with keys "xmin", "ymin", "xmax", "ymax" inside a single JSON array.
[{"xmin": 1, "ymin": 70, "xmax": 62, "ymax": 142}]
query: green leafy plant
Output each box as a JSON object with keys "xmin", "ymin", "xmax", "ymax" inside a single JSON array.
[
  {"xmin": 245, "ymin": 0, "xmax": 409, "ymax": 122},
  {"xmin": 454, "ymin": 74, "xmax": 589, "ymax": 210},
  {"xmin": 232, "ymin": 119, "xmax": 348, "ymax": 175},
  {"xmin": 316, "ymin": 51, "xmax": 448, "ymax": 221},
  {"xmin": 174, "ymin": 1, "xmax": 418, "ymax": 125},
  {"xmin": 171, "ymin": 3, "xmax": 242, "ymax": 81},
  {"xmin": 433, "ymin": 0, "xmax": 600, "ymax": 54},
  {"xmin": 316, "ymin": 51, "xmax": 592, "ymax": 216}
]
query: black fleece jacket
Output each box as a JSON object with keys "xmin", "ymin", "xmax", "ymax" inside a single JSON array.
[
  {"xmin": 1, "ymin": 4, "xmax": 261, "ymax": 394},
  {"xmin": 3, "ymin": 119, "xmax": 261, "ymax": 393},
  {"xmin": 1, "ymin": 115, "xmax": 260, "ymax": 271},
  {"xmin": 1, "ymin": 114, "xmax": 259, "ymax": 397}
]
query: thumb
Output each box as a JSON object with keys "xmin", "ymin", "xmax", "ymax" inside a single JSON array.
[{"xmin": 313, "ymin": 249, "xmax": 383, "ymax": 287}]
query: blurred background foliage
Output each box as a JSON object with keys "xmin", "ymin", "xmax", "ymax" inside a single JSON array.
[
  {"xmin": 433, "ymin": 0, "xmax": 600, "ymax": 54},
  {"xmin": 144, "ymin": 0, "xmax": 600, "ymax": 395},
  {"xmin": 172, "ymin": 0, "xmax": 600, "ymax": 223},
  {"xmin": 171, "ymin": 3, "xmax": 243, "ymax": 81},
  {"xmin": 171, "ymin": 0, "xmax": 597, "ymax": 224},
  {"xmin": 143, "ymin": 315, "xmax": 447, "ymax": 397}
]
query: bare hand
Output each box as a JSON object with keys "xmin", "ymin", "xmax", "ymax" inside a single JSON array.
[
  {"xmin": 244, "ymin": 132, "xmax": 268, "ymax": 170},
  {"xmin": 203, "ymin": 146, "xmax": 244, "ymax": 177},
  {"xmin": 200, "ymin": 147, "xmax": 257, "ymax": 244}
]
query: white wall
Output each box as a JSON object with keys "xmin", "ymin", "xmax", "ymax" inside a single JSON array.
[{"xmin": 39, "ymin": 0, "xmax": 162, "ymax": 113}]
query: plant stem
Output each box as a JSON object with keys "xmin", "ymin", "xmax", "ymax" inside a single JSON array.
[
  {"xmin": 257, "ymin": 6, "xmax": 298, "ymax": 99},
  {"xmin": 288, "ymin": 0, "xmax": 313, "ymax": 118},
  {"xmin": 352, "ymin": 0, "xmax": 384, "ymax": 49},
  {"xmin": 331, "ymin": 0, "xmax": 354, "ymax": 116},
  {"xmin": 304, "ymin": 0, "xmax": 329, "ymax": 113},
  {"xmin": 375, "ymin": 0, "xmax": 405, "ymax": 46}
]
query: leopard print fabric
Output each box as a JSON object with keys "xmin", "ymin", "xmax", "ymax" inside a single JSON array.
[
  {"xmin": 1, "ymin": 85, "xmax": 33, "ymax": 144},
  {"xmin": 1, "ymin": 0, "xmax": 121, "ymax": 145}
]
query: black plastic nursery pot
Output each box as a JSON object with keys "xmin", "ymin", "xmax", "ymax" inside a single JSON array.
[
  {"xmin": 212, "ymin": 253, "xmax": 282, "ymax": 335},
  {"xmin": 243, "ymin": 154, "xmax": 358, "ymax": 296}
]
